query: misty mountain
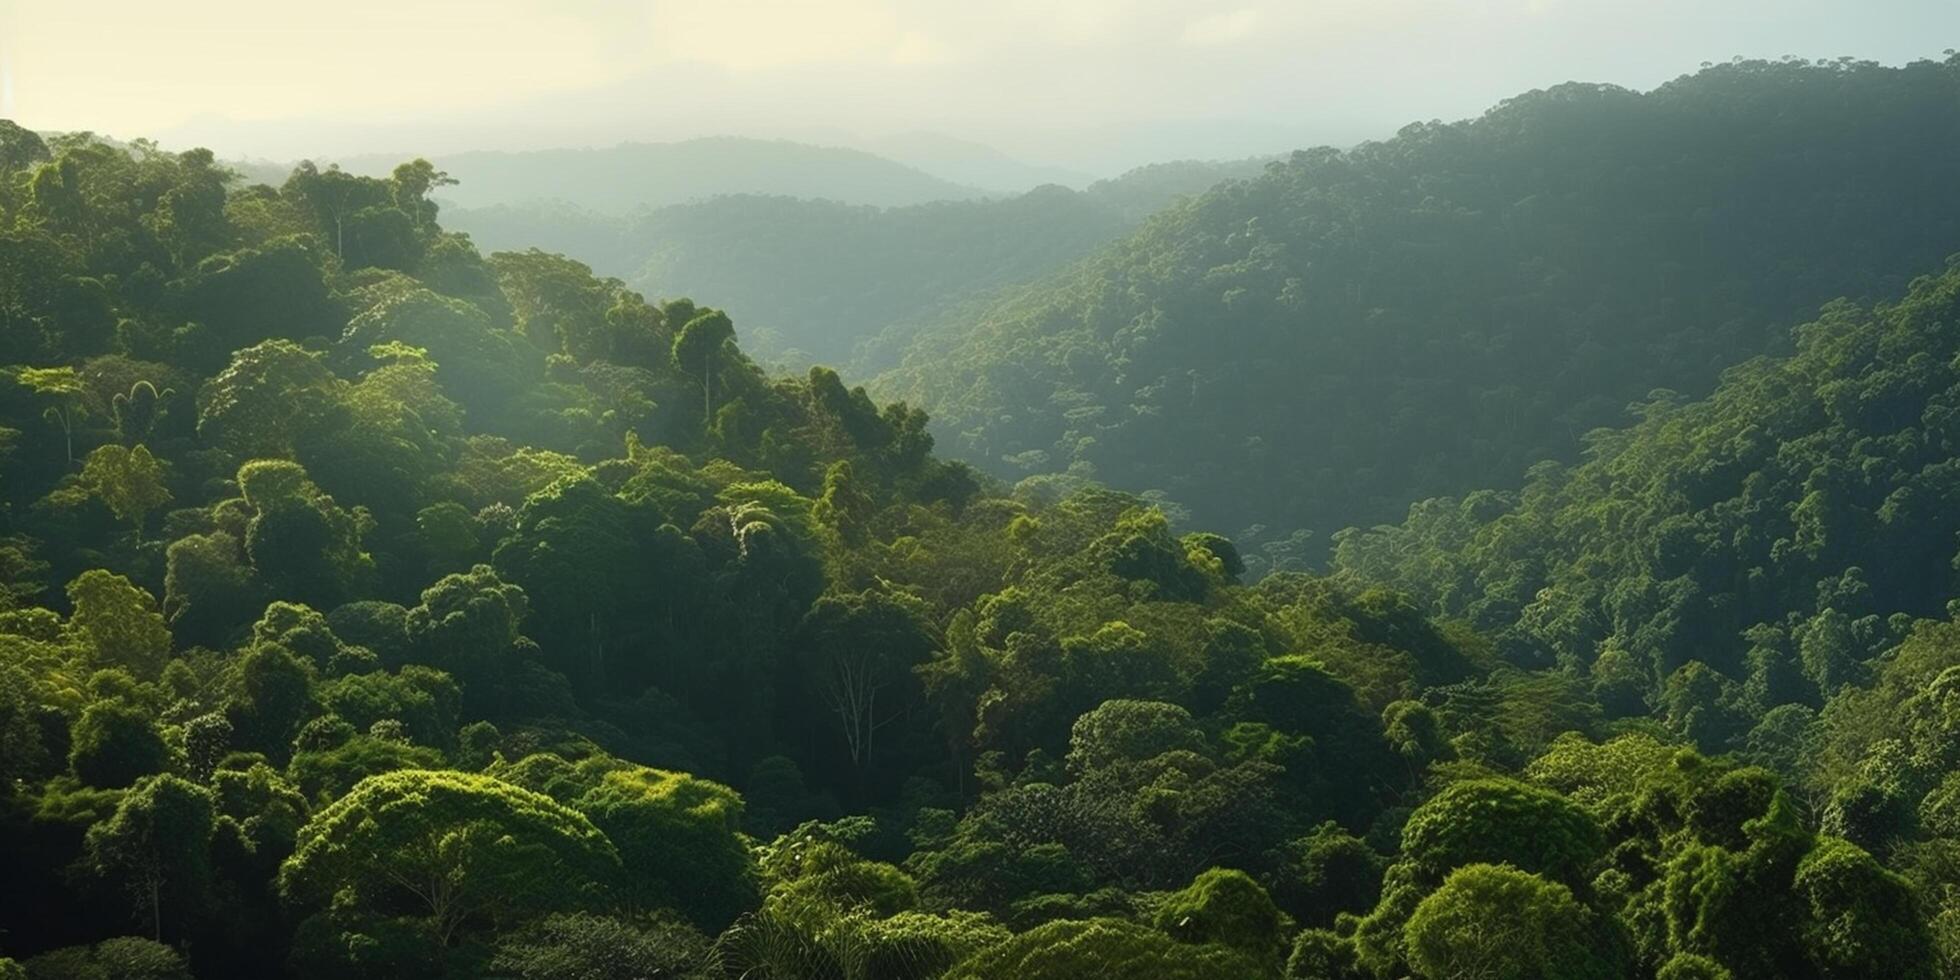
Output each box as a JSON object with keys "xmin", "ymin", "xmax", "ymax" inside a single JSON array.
[
  {"xmin": 330, "ymin": 136, "xmax": 988, "ymax": 210},
  {"xmin": 439, "ymin": 156, "xmax": 1270, "ymax": 366},
  {"xmin": 858, "ymin": 131, "xmax": 1098, "ymax": 192},
  {"xmin": 877, "ymin": 56, "xmax": 1960, "ymax": 558}
]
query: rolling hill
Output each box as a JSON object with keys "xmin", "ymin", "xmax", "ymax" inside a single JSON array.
[{"xmin": 876, "ymin": 56, "xmax": 1960, "ymax": 563}]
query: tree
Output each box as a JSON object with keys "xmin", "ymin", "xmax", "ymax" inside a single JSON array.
[
  {"xmin": 317, "ymin": 665, "xmax": 460, "ymax": 750},
  {"xmin": 281, "ymin": 162, "xmax": 387, "ymax": 260},
  {"xmin": 224, "ymin": 641, "xmax": 317, "ymax": 759},
  {"xmin": 389, "ymin": 159, "xmax": 456, "ymax": 227},
  {"xmin": 79, "ymin": 444, "xmax": 171, "ymax": 537},
  {"xmin": 1399, "ymin": 778, "xmax": 1602, "ymax": 888},
  {"xmin": 69, "ymin": 698, "xmax": 169, "ymax": 788},
  {"xmin": 339, "ymin": 286, "xmax": 537, "ymax": 422},
  {"xmin": 813, "ymin": 459, "xmax": 875, "ymax": 546},
  {"xmin": 1382, "ymin": 699, "xmax": 1451, "ymax": 774},
  {"xmin": 1404, "ymin": 863, "xmax": 1622, "ymax": 980},
  {"xmin": 1152, "ymin": 868, "xmax": 1284, "ymax": 966},
  {"xmin": 166, "ymin": 238, "xmax": 344, "ymax": 362},
  {"xmin": 414, "ymin": 501, "xmax": 481, "ymax": 577},
  {"xmin": 151, "ymin": 148, "xmax": 233, "ymax": 267},
  {"xmin": 403, "ymin": 564, "xmax": 528, "ymax": 685},
  {"xmin": 491, "ymin": 475, "xmax": 638, "ymax": 685},
  {"xmin": 20, "ymin": 366, "xmax": 88, "ymax": 467},
  {"xmin": 795, "ymin": 588, "xmax": 935, "ymax": 773},
  {"xmin": 1272, "ymin": 823, "xmax": 1385, "ymax": 927},
  {"xmin": 534, "ymin": 759, "xmax": 759, "ymax": 931},
  {"xmin": 671, "ymin": 309, "xmax": 735, "ymax": 424},
  {"xmin": 66, "ymin": 570, "xmax": 171, "ymax": 677},
  {"xmin": 1237, "ymin": 654, "xmax": 1395, "ymax": 827},
  {"xmin": 277, "ymin": 769, "xmax": 618, "ymax": 946},
  {"xmin": 1792, "ymin": 837, "xmax": 1934, "ymax": 977},
  {"xmin": 0, "ymin": 232, "xmax": 111, "ymax": 363},
  {"xmin": 1065, "ymin": 699, "xmax": 1205, "ymax": 774},
  {"xmin": 19, "ymin": 937, "xmax": 191, "ymax": 980},
  {"xmin": 237, "ymin": 459, "xmax": 375, "ymax": 609},
  {"xmin": 489, "ymin": 912, "xmax": 715, "ymax": 980},
  {"xmin": 252, "ymin": 600, "xmax": 358, "ymax": 671},
  {"xmin": 83, "ymin": 775, "xmax": 216, "ymax": 941},
  {"xmin": 488, "ymin": 249, "xmax": 618, "ymax": 360},
  {"xmin": 0, "ymin": 119, "xmax": 50, "ymax": 174},
  {"xmin": 0, "ymin": 662, "xmax": 49, "ymax": 792},
  {"xmin": 195, "ymin": 340, "xmax": 345, "ymax": 459},
  {"xmin": 162, "ymin": 531, "xmax": 259, "ymax": 648},
  {"xmin": 287, "ymin": 733, "xmax": 445, "ymax": 802},
  {"xmin": 1657, "ymin": 954, "xmax": 1735, "ymax": 980},
  {"xmin": 1286, "ymin": 929, "xmax": 1362, "ymax": 980},
  {"xmin": 180, "ymin": 712, "xmax": 232, "ymax": 782},
  {"xmin": 944, "ymin": 917, "xmax": 1262, "ymax": 980}
]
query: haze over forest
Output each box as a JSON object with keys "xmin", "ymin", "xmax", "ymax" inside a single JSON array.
[
  {"xmin": 3, "ymin": 3, "xmax": 1960, "ymax": 980},
  {"xmin": 4, "ymin": 1, "xmax": 1954, "ymax": 174}
]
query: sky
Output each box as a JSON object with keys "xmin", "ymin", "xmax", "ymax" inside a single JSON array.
[{"xmin": 1, "ymin": 0, "xmax": 1955, "ymax": 175}]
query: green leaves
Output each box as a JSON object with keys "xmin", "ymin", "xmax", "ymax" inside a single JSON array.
[
  {"xmin": 196, "ymin": 340, "xmax": 345, "ymax": 459},
  {"xmin": 1398, "ymin": 778, "xmax": 1601, "ymax": 889},
  {"xmin": 404, "ymin": 564, "xmax": 528, "ymax": 685},
  {"xmin": 80, "ymin": 444, "xmax": 171, "ymax": 531},
  {"xmin": 82, "ymin": 775, "xmax": 217, "ymax": 941},
  {"xmin": 69, "ymin": 698, "xmax": 169, "ymax": 789},
  {"xmin": 1404, "ymin": 864, "xmax": 1622, "ymax": 980},
  {"xmin": 1152, "ymin": 868, "xmax": 1284, "ymax": 965},
  {"xmin": 944, "ymin": 916, "xmax": 1261, "ymax": 980},
  {"xmin": 278, "ymin": 769, "xmax": 619, "ymax": 946},
  {"xmin": 496, "ymin": 753, "xmax": 758, "ymax": 932},
  {"xmin": 66, "ymin": 570, "xmax": 170, "ymax": 678},
  {"xmin": 235, "ymin": 460, "xmax": 375, "ymax": 609}
]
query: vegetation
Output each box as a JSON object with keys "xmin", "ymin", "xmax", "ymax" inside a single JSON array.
[
  {"xmin": 881, "ymin": 55, "xmax": 1960, "ymax": 568},
  {"xmin": 2, "ymin": 53, "xmax": 1959, "ymax": 979},
  {"xmin": 443, "ymin": 157, "xmax": 1266, "ymax": 366}
]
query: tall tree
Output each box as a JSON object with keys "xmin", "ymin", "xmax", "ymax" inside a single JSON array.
[
  {"xmin": 278, "ymin": 770, "xmax": 618, "ymax": 946},
  {"xmin": 80, "ymin": 444, "xmax": 171, "ymax": 538},
  {"xmin": 671, "ymin": 310, "xmax": 735, "ymax": 425},
  {"xmin": 83, "ymin": 775, "xmax": 216, "ymax": 941}
]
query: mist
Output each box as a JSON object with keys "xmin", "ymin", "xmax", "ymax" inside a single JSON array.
[{"xmin": 5, "ymin": 0, "xmax": 1954, "ymax": 177}]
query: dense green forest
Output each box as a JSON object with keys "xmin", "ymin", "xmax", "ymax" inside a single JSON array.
[
  {"xmin": 879, "ymin": 56, "xmax": 1960, "ymax": 567},
  {"xmin": 442, "ymin": 158, "xmax": 1266, "ymax": 366},
  {"xmin": 3, "ymin": 55, "xmax": 1960, "ymax": 980}
]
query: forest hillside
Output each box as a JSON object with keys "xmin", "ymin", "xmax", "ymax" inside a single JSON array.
[
  {"xmin": 880, "ymin": 56, "xmax": 1960, "ymax": 566},
  {"xmin": 1, "ymin": 53, "xmax": 1959, "ymax": 980},
  {"xmin": 440, "ymin": 157, "xmax": 1269, "ymax": 366}
]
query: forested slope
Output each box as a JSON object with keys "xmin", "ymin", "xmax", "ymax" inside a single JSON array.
[
  {"xmin": 0, "ymin": 117, "xmax": 1952, "ymax": 979},
  {"xmin": 442, "ymin": 157, "xmax": 1266, "ymax": 366},
  {"xmin": 880, "ymin": 56, "xmax": 1960, "ymax": 562},
  {"xmin": 1334, "ymin": 254, "xmax": 1960, "ymax": 978}
]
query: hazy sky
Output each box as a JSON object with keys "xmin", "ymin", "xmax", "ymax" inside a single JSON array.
[{"xmin": 1, "ymin": 0, "xmax": 1954, "ymax": 173}]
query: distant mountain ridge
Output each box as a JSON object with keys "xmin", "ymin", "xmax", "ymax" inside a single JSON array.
[
  {"xmin": 860, "ymin": 131, "xmax": 1099, "ymax": 192},
  {"xmin": 328, "ymin": 136, "xmax": 989, "ymax": 210},
  {"xmin": 875, "ymin": 56, "xmax": 1960, "ymax": 560},
  {"xmin": 437, "ymin": 156, "xmax": 1272, "ymax": 366}
]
